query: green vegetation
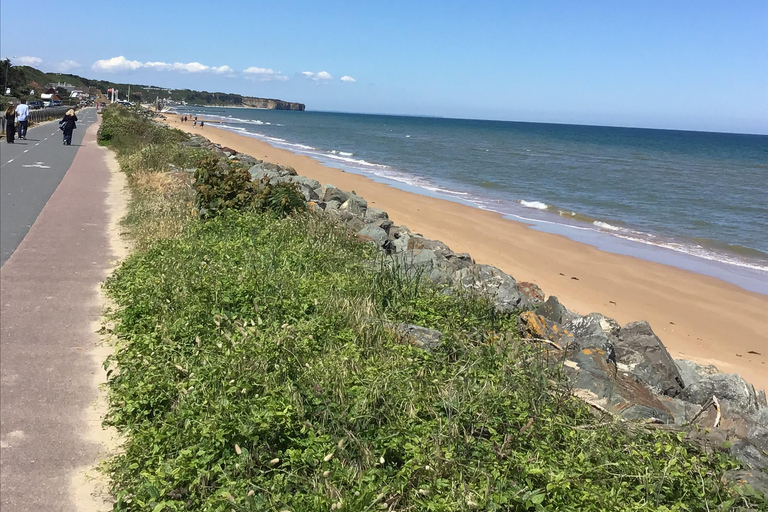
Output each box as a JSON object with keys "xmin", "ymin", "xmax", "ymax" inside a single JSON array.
[
  {"xmin": 100, "ymin": 106, "xmax": 767, "ymax": 511},
  {"xmin": 4, "ymin": 63, "xmax": 285, "ymax": 107}
]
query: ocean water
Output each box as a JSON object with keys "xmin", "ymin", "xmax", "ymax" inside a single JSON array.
[{"xmin": 174, "ymin": 107, "xmax": 768, "ymax": 295}]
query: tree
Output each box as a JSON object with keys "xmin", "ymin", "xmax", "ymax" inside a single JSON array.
[{"xmin": 28, "ymin": 80, "xmax": 42, "ymax": 94}]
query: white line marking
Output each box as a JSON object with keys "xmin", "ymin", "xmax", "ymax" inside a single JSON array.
[
  {"xmin": 7, "ymin": 159, "xmax": 14, "ymax": 163},
  {"xmin": 23, "ymin": 150, "xmax": 28, "ymax": 153},
  {"xmin": 22, "ymin": 162, "xmax": 50, "ymax": 169},
  {"xmin": 44, "ymin": 138, "xmax": 48, "ymax": 141}
]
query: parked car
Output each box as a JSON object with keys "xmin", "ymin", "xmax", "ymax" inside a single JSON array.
[
  {"xmin": 52, "ymin": 100, "xmax": 62, "ymax": 107},
  {"xmin": 28, "ymin": 100, "xmax": 44, "ymax": 109}
]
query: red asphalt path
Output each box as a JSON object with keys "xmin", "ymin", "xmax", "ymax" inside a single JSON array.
[{"xmin": 1, "ymin": 121, "xmax": 113, "ymax": 511}]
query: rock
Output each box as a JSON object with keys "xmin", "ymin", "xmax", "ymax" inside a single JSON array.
[
  {"xmin": 681, "ymin": 373, "xmax": 765, "ymax": 413},
  {"xmin": 389, "ymin": 249, "xmax": 455, "ymax": 284},
  {"xmin": 724, "ymin": 469, "xmax": 768, "ymax": 497},
  {"xmin": 288, "ymin": 175, "xmax": 322, "ymax": 191},
  {"xmin": 324, "ymin": 199, "xmax": 342, "ymax": 211},
  {"xmin": 444, "ymin": 252, "xmax": 474, "ymax": 270},
  {"xmin": 364, "ymin": 208, "xmax": 389, "ymax": 223},
  {"xmin": 518, "ymin": 282, "xmax": 545, "ymax": 305},
  {"xmin": 340, "ymin": 195, "xmax": 367, "ymax": 215},
  {"xmin": 728, "ymin": 439, "xmax": 768, "ymax": 471},
  {"xmin": 674, "ymin": 359, "xmax": 721, "ymax": 388},
  {"xmin": 357, "ymin": 225, "xmax": 388, "ymax": 249},
  {"xmin": 249, "ymin": 165, "xmax": 281, "ymax": 182},
  {"xmin": 297, "ymin": 184, "xmax": 320, "ymax": 202},
  {"xmin": 518, "ymin": 311, "xmax": 573, "ymax": 347},
  {"xmin": 391, "ymin": 324, "xmax": 443, "ymax": 350},
  {"xmin": 389, "ymin": 226, "xmax": 413, "ymax": 254},
  {"xmin": 566, "ymin": 313, "xmax": 616, "ymax": 354},
  {"xmin": 322, "ymin": 185, "xmax": 350, "ymax": 204},
  {"xmin": 453, "ymin": 264, "xmax": 530, "ymax": 313},
  {"xmin": 536, "ymin": 296, "xmax": 579, "ymax": 325},
  {"xmin": 338, "ymin": 212, "xmax": 364, "ymax": 232},
  {"xmin": 374, "ymin": 219, "xmax": 394, "ymax": 234},
  {"xmin": 566, "ymin": 347, "xmax": 674, "ymax": 423},
  {"xmin": 614, "ymin": 321, "xmax": 684, "ymax": 397},
  {"xmin": 407, "ymin": 236, "xmax": 454, "ymax": 258},
  {"xmin": 655, "ymin": 396, "xmax": 702, "ymax": 425}
]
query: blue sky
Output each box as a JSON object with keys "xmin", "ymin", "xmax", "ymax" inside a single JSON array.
[{"xmin": 2, "ymin": 0, "xmax": 766, "ymax": 134}]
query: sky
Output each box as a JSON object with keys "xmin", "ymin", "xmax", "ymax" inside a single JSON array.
[{"xmin": 2, "ymin": 0, "xmax": 766, "ymax": 134}]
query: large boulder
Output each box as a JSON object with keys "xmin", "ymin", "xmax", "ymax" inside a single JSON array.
[
  {"xmin": 614, "ymin": 321, "xmax": 684, "ymax": 397},
  {"xmin": 566, "ymin": 348, "xmax": 675, "ymax": 423},
  {"xmin": 536, "ymin": 296, "xmax": 579, "ymax": 325},
  {"xmin": 391, "ymin": 323, "xmax": 443, "ymax": 351},
  {"xmin": 357, "ymin": 225, "xmax": 388, "ymax": 249},
  {"xmin": 453, "ymin": 264, "xmax": 530, "ymax": 313},
  {"xmin": 322, "ymin": 185, "xmax": 350, "ymax": 204},
  {"xmin": 340, "ymin": 195, "xmax": 368, "ymax": 216},
  {"xmin": 518, "ymin": 311, "xmax": 574, "ymax": 348},
  {"xmin": 674, "ymin": 359, "xmax": 721, "ymax": 388},
  {"xmin": 680, "ymin": 373, "xmax": 766, "ymax": 413},
  {"xmin": 388, "ymin": 249, "xmax": 456, "ymax": 284},
  {"xmin": 566, "ymin": 313, "xmax": 617, "ymax": 353},
  {"xmin": 364, "ymin": 208, "xmax": 389, "ymax": 223}
]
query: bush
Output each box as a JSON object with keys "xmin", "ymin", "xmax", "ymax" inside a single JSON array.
[{"xmin": 194, "ymin": 155, "xmax": 306, "ymax": 218}]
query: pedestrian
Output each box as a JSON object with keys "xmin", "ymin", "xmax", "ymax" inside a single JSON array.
[
  {"xmin": 15, "ymin": 99, "xmax": 30, "ymax": 139},
  {"xmin": 193, "ymin": 120, "xmax": 197, "ymax": 127},
  {"xmin": 4, "ymin": 104, "xmax": 16, "ymax": 143},
  {"xmin": 60, "ymin": 109, "xmax": 78, "ymax": 145},
  {"xmin": 200, "ymin": 120, "xmax": 204, "ymax": 128}
]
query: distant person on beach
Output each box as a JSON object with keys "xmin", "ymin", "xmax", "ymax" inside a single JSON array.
[
  {"xmin": 60, "ymin": 109, "xmax": 78, "ymax": 145},
  {"xmin": 15, "ymin": 99, "xmax": 29, "ymax": 139},
  {"xmin": 5, "ymin": 104, "xmax": 16, "ymax": 143},
  {"xmin": 193, "ymin": 120, "xmax": 197, "ymax": 127},
  {"xmin": 200, "ymin": 120, "xmax": 204, "ymax": 128}
]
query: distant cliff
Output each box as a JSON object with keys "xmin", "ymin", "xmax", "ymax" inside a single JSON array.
[{"xmin": 242, "ymin": 97, "xmax": 305, "ymax": 111}]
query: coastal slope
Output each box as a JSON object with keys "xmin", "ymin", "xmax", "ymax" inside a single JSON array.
[{"xmin": 162, "ymin": 114, "xmax": 768, "ymax": 393}]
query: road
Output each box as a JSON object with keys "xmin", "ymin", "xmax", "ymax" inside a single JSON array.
[
  {"xmin": 1, "ymin": 113, "xmax": 116, "ymax": 511},
  {"xmin": 0, "ymin": 108, "xmax": 98, "ymax": 265}
]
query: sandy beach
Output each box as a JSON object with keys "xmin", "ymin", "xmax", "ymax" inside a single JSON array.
[{"xmin": 162, "ymin": 113, "xmax": 768, "ymax": 392}]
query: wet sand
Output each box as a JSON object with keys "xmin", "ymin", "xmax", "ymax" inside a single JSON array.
[{"xmin": 162, "ymin": 113, "xmax": 768, "ymax": 392}]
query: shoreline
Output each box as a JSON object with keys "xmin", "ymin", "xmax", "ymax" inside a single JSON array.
[{"xmin": 161, "ymin": 113, "xmax": 768, "ymax": 392}]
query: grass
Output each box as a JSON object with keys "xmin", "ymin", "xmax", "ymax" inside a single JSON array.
[{"xmin": 99, "ymin": 106, "xmax": 767, "ymax": 511}]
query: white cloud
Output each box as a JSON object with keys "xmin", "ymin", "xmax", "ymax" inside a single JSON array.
[
  {"xmin": 340, "ymin": 75, "xmax": 356, "ymax": 83},
  {"xmin": 56, "ymin": 60, "xmax": 81, "ymax": 72},
  {"xmin": 92, "ymin": 56, "xmax": 233, "ymax": 75},
  {"xmin": 244, "ymin": 66, "xmax": 288, "ymax": 81},
  {"xmin": 13, "ymin": 56, "xmax": 42, "ymax": 66},
  {"xmin": 92, "ymin": 56, "xmax": 143, "ymax": 72},
  {"xmin": 302, "ymin": 70, "xmax": 333, "ymax": 81}
]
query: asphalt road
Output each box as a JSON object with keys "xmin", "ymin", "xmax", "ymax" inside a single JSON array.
[{"xmin": 0, "ymin": 108, "xmax": 98, "ymax": 266}]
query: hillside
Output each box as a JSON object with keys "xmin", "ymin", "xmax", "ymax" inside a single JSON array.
[{"xmin": 3, "ymin": 63, "xmax": 304, "ymax": 110}]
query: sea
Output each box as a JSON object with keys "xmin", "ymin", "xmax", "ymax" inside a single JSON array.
[{"xmin": 172, "ymin": 106, "xmax": 768, "ymax": 295}]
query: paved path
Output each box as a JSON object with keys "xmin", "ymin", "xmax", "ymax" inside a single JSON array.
[
  {"xmin": 1, "ymin": 108, "xmax": 99, "ymax": 265},
  {"xmin": 1, "ymin": 114, "xmax": 115, "ymax": 511}
]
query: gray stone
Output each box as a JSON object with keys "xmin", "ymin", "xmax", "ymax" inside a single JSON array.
[
  {"xmin": 656, "ymin": 396, "xmax": 703, "ymax": 425},
  {"xmin": 288, "ymin": 175, "xmax": 322, "ymax": 191},
  {"xmin": 322, "ymin": 185, "xmax": 350, "ymax": 204},
  {"xmin": 390, "ymin": 226, "xmax": 413, "ymax": 254},
  {"xmin": 674, "ymin": 359, "xmax": 721, "ymax": 388},
  {"xmin": 392, "ymin": 324, "xmax": 443, "ymax": 350},
  {"xmin": 614, "ymin": 321, "xmax": 684, "ymax": 397},
  {"xmin": 375, "ymin": 219, "xmax": 394, "ymax": 234},
  {"xmin": 566, "ymin": 348, "xmax": 674, "ymax": 423},
  {"xmin": 566, "ymin": 313, "xmax": 616, "ymax": 353},
  {"xmin": 249, "ymin": 165, "xmax": 281, "ymax": 182},
  {"xmin": 681, "ymin": 373, "xmax": 764, "ymax": 413},
  {"xmin": 728, "ymin": 439, "xmax": 768, "ymax": 471},
  {"xmin": 724, "ymin": 470, "xmax": 768, "ymax": 497},
  {"xmin": 453, "ymin": 264, "xmax": 530, "ymax": 313},
  {"xmin": 389, "ymin": 249, "xmax": 455, "ymax": 284},
  {"xmin": 298, "ymin": 184, "xmax": 320, "ymax": 202},
  {"xmin": 358, "ymin": 225, "xmax": 388, "ymax": 249},
  {"xmin": 340, "ymin": 194, "xmax": 368, "ymax": 215},
  {"xmin": 364, "ymin": 208, "xmax": 389, "ymax": 223},
  {"xmin": 518, "ymin": 282, "xmax": 545, "ymax": 305},
  {"xmin": 536, "ymin": 296, "xmax": 579, "ymax": 325},
  {"xmin": 324, "ymin": 199, "xmax": 342, "ymax": 211}
]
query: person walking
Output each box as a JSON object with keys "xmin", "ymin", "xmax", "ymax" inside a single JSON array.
[
  {"xmin": 60, "ymin": 109, "xmax": 78, "ymax": 145},
  {"xmin": 4, "ymin": 104, "xmax": 16, "ymax": 143},
  {"xmin": 15, "ymin": 99, "xmax": 30, "ymax": 139}
]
